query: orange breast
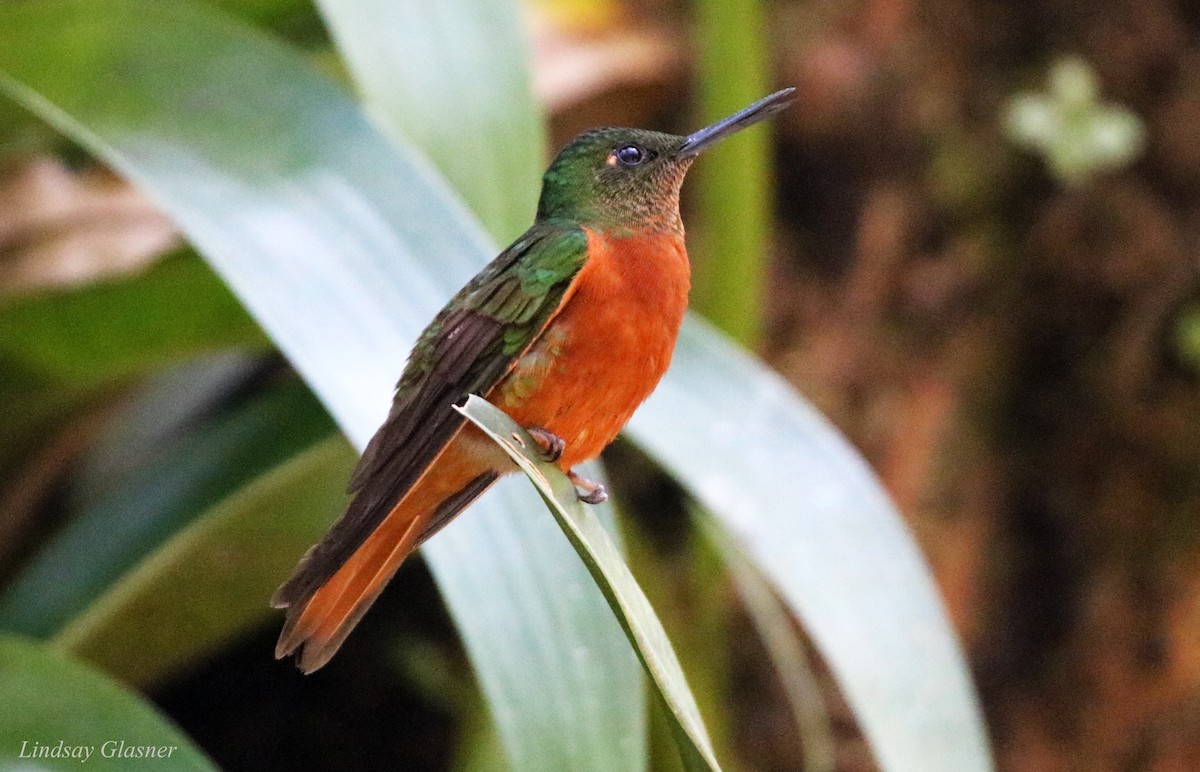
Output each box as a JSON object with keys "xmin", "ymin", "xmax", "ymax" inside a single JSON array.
[{"xmin": 492, "ymin": 227, "xmax": 690, "ymax": 469}]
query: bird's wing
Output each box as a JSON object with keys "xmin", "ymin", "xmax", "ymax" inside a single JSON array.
[{"xmin": 272, "ymin": 222, "xmax": 589, "ymax": 608}]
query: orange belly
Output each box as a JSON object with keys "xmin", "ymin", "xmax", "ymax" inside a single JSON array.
[{"xmin": 489, "ymin": 227, "xmax": 690, "ymax": 469}]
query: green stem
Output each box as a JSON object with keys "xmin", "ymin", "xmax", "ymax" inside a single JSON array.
[{"xmin": 691, "ymin": 0, "xmax": 774, "ymax": 347}]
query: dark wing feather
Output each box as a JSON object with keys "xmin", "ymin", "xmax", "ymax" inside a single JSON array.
[{"xmin": 273, "ymin": 222, "xmax": 589, "ymax": 608}]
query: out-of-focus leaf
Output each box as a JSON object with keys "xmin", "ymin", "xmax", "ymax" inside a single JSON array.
[
  {"xmin": 55, "ymin": 438, "xmax": 355, "ymax": 685},
  {"xmin": 0, "ymin": 96, "xmax": 54, "ymax": 160},
  {"xmin": 0, "ymin": 251, "xmax": 262, "ymax": 484},
  {"xmin": 0, "ymin": 157, "xmax": 179, "ymax": 296},
  {"xmin": 456, "ymin": 396, "xmax": 719, "ymax": 772},
  {"xmin": 0, "ymin": 3, "xmax": 642, "ymax": 770},
  {"xmin": 211, "ymin": 0, "xmax": 314, "ymax": 28},
  {"xmin": 0, "ymin": 374, "xmax": 86, "ymax": 485},
  {"xmin": 0, "ymin": 378, "xmax": 333, "ymax": 638},
  {"xmin": 696, "ymin": 511, "xmax": 835, "ymax": 772},
  {"xmin": 627, "ymin": 319, "xmax": 993, "ymax": 772},
  {"xmin": 690, "ymin": 0, "xmax": 773, "ymax": 345},
  {"xmin": 315, "ymin": 0, "xmax": 543, "ymax": 244},
  {"xmin": 65, "ymin": 353, "xmax": 262, "ymax": 510},
  {"xmin": 0, "ymin": 251, "xmax": 264, "ymax": 383},
  {"xmin": 1174, "ymin": 303, "xmax": 1200, "ymax": 375},
  {"xmin": 0, "ymin": 635, "xmax": 214, "ymax": 771}
]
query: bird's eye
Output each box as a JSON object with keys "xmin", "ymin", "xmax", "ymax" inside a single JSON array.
[{"xmin": 615, "ymin": 144, "xmax": 645, "ymax": 167}]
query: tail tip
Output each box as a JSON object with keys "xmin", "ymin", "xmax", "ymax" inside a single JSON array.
[
  {"xmin": 273, "ymin": 606, "xmax": 337, "ymax": 674},
  {"xmin": 274, "ymin": 635, "xmax": 336, "ymax": 674}
]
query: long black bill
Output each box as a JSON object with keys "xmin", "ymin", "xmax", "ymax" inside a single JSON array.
[{"xmin": 676, "ymin": 87, "xmax": 796, "ymax": 158}]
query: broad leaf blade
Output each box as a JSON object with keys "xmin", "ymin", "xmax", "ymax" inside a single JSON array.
[
  {"xmin": 0, "ymin": 636, "xmax": 214, "ymax": 771},
  {"xmin": 628, "ymin": 318, "xmax": 994, "ymax": 771},
  {"xmin": 696, "ymin": 511, "xmax": 835, "ymax": 772},
  {"xmin": 315, "ymin": 0, "xmax": 542, "ymax": 244},
  {"xmin": 457, "ymin": 396, "xmax": 718, "ymax": 772},
  {"xmin": 0, "ymin": 2, "xmax": 642, "ymax": 769},
  {"xmin": 432, "ymin": 473, "xmax": 641, "ymax": 772}
]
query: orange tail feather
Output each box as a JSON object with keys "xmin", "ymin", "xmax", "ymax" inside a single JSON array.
[
  {"xmin": 276, "ymin": 504, "xmax": 428, "ymax": 673},
  {"xmin": 275, "ymin": 455, "xmax": 496, "ymax": 673}
]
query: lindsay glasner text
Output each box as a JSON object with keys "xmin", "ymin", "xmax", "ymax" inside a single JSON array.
[{"xmin": 16, "ymin": 739, "xmax": 179, "ymax": 763}]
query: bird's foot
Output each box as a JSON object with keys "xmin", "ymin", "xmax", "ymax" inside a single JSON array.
[
  {"xmin": 568, "ymin": 471, "xmax": 608, "ymax": 505},
  {"xmin": 525, "ymin": 426, "xmax": 565, "ymax": 463},
  {"xmin": 521, "ymin": 427, "xmax": 606, "ymax": 504}
]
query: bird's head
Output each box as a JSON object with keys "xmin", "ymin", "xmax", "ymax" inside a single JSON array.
[{"xmin": 535, "ymin": 88, "xmax": 795, "ymax": 235}]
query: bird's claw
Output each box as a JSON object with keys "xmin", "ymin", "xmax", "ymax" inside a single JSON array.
[
  {"xmin": 522, "ymin": 427, "xmax": 606, "ymax": 504},
  {"xmin": 525, "ymin": 426, "xmax": 565, "ymax": 463},
  {"xmin": 568, "ymin": 471, "xmax": 608, "ymax": 505}
]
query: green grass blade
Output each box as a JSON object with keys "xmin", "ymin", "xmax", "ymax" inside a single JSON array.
[
  {"xmin": 315, "ymin": 0, "xmax": 543, "ymax": 244},
  {"xmin": 0, "ymin": 636, "xmax": 215, "ymax": 770},
  {"xmin": 456, "ymin": 396, "xmax": 719, "ymax": 772},
  {"xmin": 0, "ymin": 2, "xmax": 642, "ymax": 768},
  {"xmin": 627, "ymin": 318, "xmax": 994, "ymax": 772}
]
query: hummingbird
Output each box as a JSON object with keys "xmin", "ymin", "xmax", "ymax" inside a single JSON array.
[{"xmin": 274, "ymin": 88, "xmax": 796, "ymax": 673}]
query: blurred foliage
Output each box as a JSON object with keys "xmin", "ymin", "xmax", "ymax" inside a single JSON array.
[
  {"xmin": 1177, "ymin": 304, "xmax": 1200, "ymax": 375},
  {"xmin": 0, "ymin": 375, "xmax": 333, "ymax": 639},
  {"xmin": 0, "ymin": 636, "xmax": 215, "ymax": 770},
  {"xmin": 56, "ymin": 437, "xmax": 354, "ymax": 686},
  {"xmin": 1005, "ymin": 56, "xmax": 1145, "ymax": 185},
  {"xmin": 0, "ymin": 251, "xmax": 264, "ymax": 383},
  {"xmin": 690, "ymin": 0, "xmax": 773, "ymax": 345}
]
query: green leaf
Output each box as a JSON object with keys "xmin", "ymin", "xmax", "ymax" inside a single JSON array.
[
  {"xmin": 626, "ymin": 319, "xmax": 993, "ymax": 771},
  {"xmin": 55, "ymin": 438, "xmax": 356, "ymax": 685},
  {"xmin": 696, "ymin": 511, "xmax": 835, "ymax": 772},
  {"xmin": 1175, "ymin": 304, "xmax": 1200, "ymax": 375},
  {"xmin": 0, "ymin": 251, "xmax": 265, "ymax": 384},
  {"xmin": 430, "ymin": 469, "xmax": 643, "ymax": 772},
  {"xmin": 690, "ymin": 0, "xmax": 773, "ymax": 344},
  {"xmin": 456, "ymin": 396, "xmax": 719, "ymax": 772},
  {"xmin": 0, "ymin": 2, "xmax": 641, "ymax": 769},
  {"xmin": 0, "ymin": 254, "xmax": 264, "ymax": 485},
  {"xmin": 314, "ymin": 0, "xmax": 543, "ymax": 244},
  {"xmin": 0, "ymin": 376, "xmax": 333, "ymax": 639},
  {"xmin": 0, "ymin": 635, "xmax": 214, "ymax": 771}
]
